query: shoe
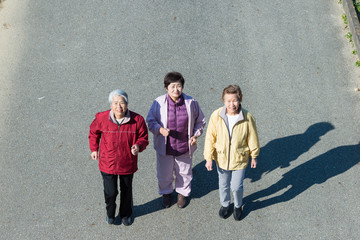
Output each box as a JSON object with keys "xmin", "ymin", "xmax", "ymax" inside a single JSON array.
[
  {"xmin": 177, "ymin": 194, "xmax": 187, "ymax": 208},
  {"xmin": 106, "ymin": 216, "xmax": 115, "ymax": 224},
  {"xmin": 162, "ymin": 194, "xmax": 172, "ymax": 208},
  {"xmin": 233, "ymin": 207, "xmax": 243, "ymax": 221},
  {"xmin": 219, "ymin": 206, "xmax": 230, "ymax": 219},
  {"xmin": 122, "ymin": 216, "xmax": 132, "ymax": 226}
]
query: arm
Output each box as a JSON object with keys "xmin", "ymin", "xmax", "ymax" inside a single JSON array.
[
  {"xmin": 134, "ymin": 115, "xmax": 149, "ymax": 153},
  {"xmin": 146, "ymin": 101, "xmax": 163, "ymax": 135},
  {"xmin": 247, "ymin": 113, "xmax": 260, "ymax": 161},
  {"xmin": 251, "ymin": 158, "xmax": 257, "ymax": 168},
  {"xmin": 190, "ymin": 135, "xmax": 197, "ymax": 146},
  {"xmin": 205, "ymin": 160, "xmax": 213, "ymax": 171},
  {"xmin": 89, "ymin": 115, "xmax": 102, "ymax": 160},
  {"xmin": 203, "ymin": 112, "xmax": 217, "ymax": 170},
  {"xmin": 91, "ymin": 151, "xmax": 98, "ymax": 160},
  {"xmin": 131, "ymin": 145, "xmax": 139, "ymax": 156},
  {"xmin": 191, "ymin": 101, "xmax": 206, "ymax": 138}
]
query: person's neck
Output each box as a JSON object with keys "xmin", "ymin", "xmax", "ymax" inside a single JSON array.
[
  {"xmin": 170, "ymin": 97, "xmax": 179, "ymax": 102},
  {"xmin": 169, "ymin": 94, "xmax": 181, "ymax": 103},
  {"xmin": 226, "ymin": 111, "xmax": 239, "ymax": 116},
  {"xmin": 115, "ymin": 113, "xmax": 125, "ymax": 120}
]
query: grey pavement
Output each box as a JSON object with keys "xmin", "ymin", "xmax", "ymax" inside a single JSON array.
[{"xmin": 1, "ymin": 0, "xmax": 359, "ymax": 239}]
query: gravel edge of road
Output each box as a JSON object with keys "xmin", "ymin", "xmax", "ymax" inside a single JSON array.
[{"xmin": 343, "ymin": 0, "xmax": 360, "ymax": 60}]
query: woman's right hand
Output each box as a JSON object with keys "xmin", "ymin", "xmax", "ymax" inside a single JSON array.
[
  {"xmin": 205, "ymin": 160, "xmax": 213, "ymax": 171},
  {"xmin": 159, "ymin": 127, "xmax": 170, "ymax": 137},
  {"xmin": 91, "ymin": 151, "xmax": 98, "ymax": 161}
]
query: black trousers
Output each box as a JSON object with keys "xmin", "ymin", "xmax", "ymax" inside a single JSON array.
[{"xmin": 100, "ymin": 171, "xmax": 133, "ymax": 218}]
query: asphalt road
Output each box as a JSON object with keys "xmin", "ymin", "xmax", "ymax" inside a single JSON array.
[{"xmin": 1, "ymin": 0, "xmax": 359, "ymax": 239}]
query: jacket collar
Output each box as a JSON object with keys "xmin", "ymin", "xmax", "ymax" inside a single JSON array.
[
  {"xmin": 219, "ymin": 105, "xmax": 244, "ymax": 125},
  {"xmin": 167, "ymin": 93, "xmax": 185, "ymax": 105},
  {"xmin": 161, "ymin": 93, "xmax": 190, "ymax": 103},
  {"xmin": 109, "ymin": 109, "xmax": 131, "ymax": 125}
]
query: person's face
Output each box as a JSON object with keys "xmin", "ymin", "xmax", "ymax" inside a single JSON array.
[
  {"xmin": 111, "ymin": 95, "xmax": 127, "ymax": 119},
  {"xmin": 166, "ymin": 81, "xmax": 183, "ymax": 102},
  {"xmin": 223, "ymin": 93, "xmax": 240, "ymax": 115}
]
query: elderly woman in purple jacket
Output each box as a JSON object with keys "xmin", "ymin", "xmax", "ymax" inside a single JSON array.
[{"xmin": 146, "ymin": 72, "xmax": 206, "ymax": 208}]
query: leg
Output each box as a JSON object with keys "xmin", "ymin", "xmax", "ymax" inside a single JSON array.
[
  {"xmin": 230, "ymin": 169, "xmax": 246, "ymax": 221},
  {"xmin": 173, "ymin": 153, "xmax": 192, "ymax": 197},
  {"xmin": 119, "ymin": 173, "xmax": 134, "ymax": 218},
  {"xmin": 230, "ymin": 168, "xmax": 246, "ymax": 208},
  {"xmin": 217, "ymin": 165, "xmax": 232, "ymax": 207},
  {"xmin": 156, "ymin": 153, "xmax": 175, "ymax": 195},
  {"xmin": 101, "ymin": 171, "xmax": 118, "ymax": 219}
]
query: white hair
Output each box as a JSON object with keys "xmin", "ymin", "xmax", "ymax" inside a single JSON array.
[{"xmin": 108, "ymin": 89, "xmax": 128, "ymax": 104}]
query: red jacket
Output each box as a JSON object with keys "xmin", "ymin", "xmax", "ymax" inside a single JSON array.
[{"xmin": 89, "ymin": 110, "xmax": 149, "ymax": 175}]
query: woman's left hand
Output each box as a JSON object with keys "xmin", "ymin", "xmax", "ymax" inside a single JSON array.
[
  {"xmin": 190, "ymin": 136, "xmax": 197, "ymax": 146},
  {"xmin": 131, "ymin": 144, "xmax": 140, "ymax": 156},
  {"xmin": 251, "ymin": 158, "xmax": 257, "ymax": 168}
]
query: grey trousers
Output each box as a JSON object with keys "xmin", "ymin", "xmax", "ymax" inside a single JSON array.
[{"xmin": 217, "ymin": 165, "xmax": 246, "ymax": 208}]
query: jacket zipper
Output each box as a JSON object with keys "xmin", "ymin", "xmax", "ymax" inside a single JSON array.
[
  {"xmin": 227, "ymin": 135, "xmax": 232, "ymax": 170},
  {"xmin": 114, "ymin": 117, "xmax": 126, "ymax": 174},
  {"xmin": 225, "ymin": 119, "xmax": 232, "ymax": 171},
  {"xmin": 115, "ymin": 124, "xmax": 120, "ymax": 174},
  {"xmin": 226, "ymin": 120, "xmax": 240, "ymax": 170}
]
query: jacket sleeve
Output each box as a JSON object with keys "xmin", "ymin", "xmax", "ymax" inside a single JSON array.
[
  {"xmin": 89, "ymin": 114, "xmax": 102, "ymax": 152},
  {"xmin": 203, "ymin": 111, "xmax": 217, "ymax": 162},
  {"xmin": 135, "ymin": 115, "xmax": 149, "ymax": 152},
  {"xmin": 192, "ymin": 100, "xmax": 206, "ymax": 138},
  {"xmin": 247, "ymin": 113, "xmax": 260, "ymax": 159},
  {"xmin": 146, "ymin": 100, "xmax": 162, "ymax": 135}
]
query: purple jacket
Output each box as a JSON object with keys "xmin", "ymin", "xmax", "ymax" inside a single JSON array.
[{"xmin": 146, "ymin": 93, "xmax": 206, "ymax": 157}]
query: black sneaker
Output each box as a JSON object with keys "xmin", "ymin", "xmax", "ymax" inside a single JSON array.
[
  {"xmin": 162, "ymin": 194, "xmax": 172, "ymax": 208},
  {"xmin": 106, "ymin": 216, "xmax": 115, "ymax": 224},
  {"xmin": 122, "ymin": 216, "xmax": 132, "ymax": 226},
  {"xmin": 219, "ymin": 206, "xmax": 230, "ymax": 219},
  {"xmin": 233, "ymin": 207, "xmax": 242, "ymax": 221}
]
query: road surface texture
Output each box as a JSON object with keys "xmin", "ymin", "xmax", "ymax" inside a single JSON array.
[{"xmin": 1, "ymin": 0, "xmax": 359, "ymax": 239}]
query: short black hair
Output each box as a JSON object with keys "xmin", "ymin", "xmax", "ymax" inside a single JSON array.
[{"xmin": 164, "ymin": 72, "xmax": 185, "ymax": 89}]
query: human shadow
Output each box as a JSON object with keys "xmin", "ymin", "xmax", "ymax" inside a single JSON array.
[
  {"xmin": 191, "ymin": 122, "xmax": 335, "ymax": 200},
  {"xmin": 246, "ymin": 122, "xmax": 335, "ymax": 183},
  {"xmin": 132, "ymin": 159, "xmax": 219, "ymax": 219},
  {"xmin": 132, "ymin": 197, "xmax": 163, "ymax": 219},
  {"xmin": 191, "ymin": 160, "xmax": 219, "ymax": 199},
  {"xmin": 132, "ymin": 122, "xmax": 336, "ymax": 219},
  {"xmin": 189, "ymin": 122, "xmax": 335, "ymax": 203},
  {"xmin": 242, "ymin": 142, "xmax": 360, "ymax": 217}
]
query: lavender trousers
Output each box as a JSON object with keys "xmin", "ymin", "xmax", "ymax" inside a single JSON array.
[{"xmin": 156, "ymin": 152, "xmax": 192, "ymax": 197}]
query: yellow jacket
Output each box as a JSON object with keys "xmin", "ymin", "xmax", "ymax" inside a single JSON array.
[{"xmin": 203, "ymin": 106, "xmax": 260, "ymax": 170}]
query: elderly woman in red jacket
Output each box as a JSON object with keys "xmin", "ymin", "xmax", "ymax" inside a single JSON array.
[{"xmin": 89, "ymin": 89, "xmax": 149, "ymax": 226}]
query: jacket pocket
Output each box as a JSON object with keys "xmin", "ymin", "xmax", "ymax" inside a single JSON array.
[
  {"xmin": 215, "ymin": 142, "xmax": 226, "ymax": 156},
  {"xmin": 235, "ymin": 148, "xmax": 249, "ymax": 164},
  {"xmin": 100, "ymin": 131, "xmax": 118, "ymax": 156}
]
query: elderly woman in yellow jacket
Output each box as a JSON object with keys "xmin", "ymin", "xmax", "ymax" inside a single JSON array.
[{"xmin": 204, "ymin": 84, "xmax": 260, "ymax": 221}]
